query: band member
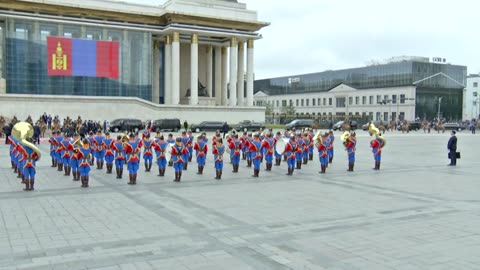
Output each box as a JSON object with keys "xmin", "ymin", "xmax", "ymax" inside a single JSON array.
[
  {"xmin": 240, "ymin": 132, "xmax": 248, "ymax": 160},
  {"xmin": 368, "ymin": 122, "xmax": 385, "ymax": 170},
  {"xmin": 283, "ymin": 130, "xmax": 290, "ymax": 161},
  {"xmin": 295, "ymin": 133, "xmax": 304, "ymax": 169},
  {"xmin": 282, "ymin": 136, "xmax": 297, "ymax": 175},
  {"xmin": 274, "ymin": 132, "xmax": 283, "ymax": 166},
  {"xmin": 55, "ymin": 131, "xmax": 64, "ymax": 172},
  {"xmin": 302, "ymin": 133, "xmax": 310, "ymax": 165},
  {"xmin": 261, "ymin": 133, "xmax": 275, "ymax": 171},
  {"xmin": 154, "ymin": 130, "xmax": 162, "ymax": 142},
  {"xmin": 212, "ymin": 132, "xmax": 220, "ymax": 147},
  {"xmin": 124, "ymin": 133, "xmax": 141, "ymax": 185},
  {"xmin": 103, "ymin": 132, "xmax": 114, "ymax": 174},
  {"xmin": 48, "ymin": 132, "xmax": 57, "ymax": 167},
  {"xmin": 187, "ymin": 130, "xmax": 194, "ymax": 162},
  {"xmin": 141, "ymin": 134, "xmax": 154, "ymax": 172},
  {"xmin": 69, "ymin": 133, "xmax": 81, "ymax": 181},
  {"xmin": 327, "ymin": 130, "xmax": 335, "ymax": 164},
  {"xmin": 88, "ymin": 131, "xmax": 96, "ymax": 166},
  {"xmin": 94, "ymin": 130, "xmax": 106, "ymax": 169},
  {"xmin": 153, "ymin": 135, "xmax": 168, "ymax": 176},
  {"xmin": 308, "ymin": 128, "xmax": 315, "ymax": 160},
  {"xmin": 248, "ymin": 133, "xmax": 262, "ymax": 177},
  {"xmin": 18, "ymin": 138, "xmax": 39, "ymax": 191},
  {"xmin": 77, "ymin": 138, "xmax": 92, "ymax": 187},
  {"xmin": 245, "ymin": 133, "xmax": 253, "ymax": 167},
  {"xmin": 318, "ymin": 133, "xmax": 330, "ymax": 174},
  {"xmin": 180, "ymin": 131, "xmax": 190, "ymax": 170},
  {"xmin": 212, "ymin": 138, "xmax": 225, "ymax": 180},
  {"xmin": 193, "ymin": 135, "xmax": 208, "ymax": 174},
  {"xmin": 228, "ymin": 134, "xmax": 242, "ymax": 173},
  {"xmin": 8, "ymin": 135, "xmax": 17, "ymax": 171},
  {"xmin": 14, "ymin": 138, "xmax": 26, "ymax": 181},
  {"xmin": 113, "ymin": 135, "xmax": 125, "ymax": 179},
  {"xmin": 167, "ymin": 133, "xmax": 175, "ymax": 167},
  {"xmin": 171, "ymin": 137, "xmax": 189, "ymax": 182},
  {"xmin": 60, "ymin": 133, "xmax": 73, "ymax": 176},
  {"xmin": 344, "ymin": 131, "xmax": 356, "ymax": 172}
]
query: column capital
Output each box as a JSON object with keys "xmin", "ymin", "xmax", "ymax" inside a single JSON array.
[
  {"xmin": 238, "ymin": 41, "xmax": 244, "ymax": 50},
  {"xmin": 191, "ymin": 33, "xmax": 198, "ymax": 44},
  {"xmin": 230, "ymin": 37, "xmax": 237, "ymax": 47},
  {"xmin": 165, "ymin": 35, "xmax": 171, "ymax": 45},
  {"xmin": 172, "ymin": 32, "xmax": 180, "ymax": 42},
  {"xmin": 247, "ymin": 39, "xmax": 254, "ymax": 49},
  {"xmin": 222, "ymin": 47, "xmax": 227, "ymax": 54}
]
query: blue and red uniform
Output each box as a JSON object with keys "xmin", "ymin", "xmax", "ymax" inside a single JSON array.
[
  {"xmin": 318, "ymin": 139, "xmax": 329, "ymax": 173},
  {"xmin": 194, "ymin": 140, "xmax": 208, "ymax": 170},
  {"xmin": 113, "ymin": 140, "xmax": 125, "ymax": 178},
  {"xmin": 212, "ymin": 144, "xmax": 225, "ymax": 179},
  {"xmin": 125, "ymin": 139, "xmax": 141, "ymax": 184},
  {"xmin": 19, "ymin": 145, "xmax": 39, "ymax": 190},
  {"xmin": 228, "ymin": 139, "xmax": 242, "ymax": 172},
  {"xmin": 77, "ymin": 146, "xmax": 92, "ymax": 187},
  {"xmin": 171, "ymin": 143, "xmax": 189, "ymax": 182},
  {"xmin": 283, "ymin": 139, "xmax": 297, "ymax": 175},
  {"xmin": 248, "ymin": 139, "xmax": 262, "ymax": 177},
  {"xmin": 154, "ymin": 140, "xmax": 168, "ymax": 176},
  {"xmin": 141, "ymin": 138, "xmax": 154, "ymax": 172},
  {"xmin": 103, "ymin": 137, "xmax": 114, "ymax": 173},
  {"xmin": 261, "ymin": 137, "xmax": 274, "ymax": 171}
]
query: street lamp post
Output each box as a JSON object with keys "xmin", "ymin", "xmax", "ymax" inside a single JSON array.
[{"xmin": 437, "ymin": 97, "xmax": 444, "ymax": 121}]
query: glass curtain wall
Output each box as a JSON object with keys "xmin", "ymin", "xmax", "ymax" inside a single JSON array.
[{"xmin": 4, "ymin": 18, "xmax": 153, "ymax": 101}]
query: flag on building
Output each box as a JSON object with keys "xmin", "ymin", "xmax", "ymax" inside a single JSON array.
[{"xmin": 47, "ymin": 36, "xmax": 119, "ymax": 79}]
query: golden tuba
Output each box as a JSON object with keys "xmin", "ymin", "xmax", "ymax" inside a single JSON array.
[
  {"xmin": 12, "ymin": 122, "xmax": 41, "ymax": 161},
  {"xmin": 340, "ymin": 131, "xmax": 350, "ymax": 145},
  {"xmin": 312, "ymin": 130, "xmax": 322, "ymax": 147},
  {"xmin": 368, "ymin": 121, "xmax": 380, "ymax": 137}
]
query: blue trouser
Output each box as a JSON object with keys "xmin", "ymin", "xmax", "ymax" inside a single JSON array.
[
  {"xmin": 215, "ymin": 161, "xmax": 223, "ymax": 170},
  {"xmin": 295, "ymin": 153, "xmax": 302, "ymax": 162},
  {"xmin": 274, "ymin": 152, "xmax": 282, "ymax": 159},
  {"xmin": 143, "ymin": 155, "xmax": 153, "ymax": 165},
  {"xmin": 231, "ymin": 155, "xmax": 240, "ymax": 165},
  {"xmin": 320, "ymin": 155, "xmax": 328, "ymax": 165},
  {"xmin": 183, "ymin": 154, "xmax": 189, "ymax": 163},
  {"xmin": 197, "ymin": 156, "xmax": 206, "ymax": 166},
  {"xmin": 62, "ymin": 157, "xmax": 70, "ymax": 166},
  {"xmin": 302, "ymin": 151, "xmax": 308, "ymax": 160},
  {"xmin": 253, "ymin": 158, "xmax": 261, "ymax": 169},
  {"xmin": 50, "ymin": 150, "xmax": 55, "ymax": 158},
  {"xmin": 287, "ymin": 158, "xmax": 295, "ymax": 169},
  {"xmin": 374, "ymin": 153, "xmax": 381, "ymax": 162},
  {"xmin": 24, "ymin": 167, "xmax": 36, "ymax": 179},
  {"xmin": 157, "ymin": 157, "xmax": 167, "ymax": 169},
  {"xmin": 265, "ymin": 154, "xmax": 273, "ymax": 164},
  {"xmin": 79, "ymin": 166, "xmax": 90, "ymax": 177},
  {"xmin": 174, "ymin": 161, "xmax": 183, "ymax": 172},
  {"xmin": 105, "ymin": 155, "xmax": 114, "ymax": 164},
  {"xmin": 328, "ymin": 150, "xmax": 333, "ymax": 159},
  {"xmin": 348, "ymin": 153, "xmax": 355, "ymax": 163},
  {"xmin": 115, "ymin": 159, "xmax": 124, "ymax": 169},
  {"xmin": 309, "ymin": 146, "xmax": 314, "ymax": 155},
  {"xmin": 56, "ymin": 152, "xmax": 63, "ymax": 163},
  {"xmin": 70, "ymin": 159, "xmax": 79, "ymax": 172},
  {"xmin": 247, "ymin": 152, "xmax": 252, "ymax": 161},
  {"xmin": 127, "ymin": 161, "xmax": 139, "ymax": 174},
  {"xmin": 188, "ymin": 148, "xmax": 193, "ymax": 159}
]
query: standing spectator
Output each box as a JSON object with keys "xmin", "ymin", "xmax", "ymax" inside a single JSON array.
[
  {"xmin": 103, "ymin": 120, "xmax": 107, "ymax": 132},
  {"xmin": 3, "ymin": 124, "xmax": 11, "ymax": 144},
  {"xmin": 222, "ymin": 122, "xmax": 229, "ymax": 138},
  {"xmin": 33, "ymin": 122, "xmax": 41, "ymax": 145},
  {"xmin": 47, "ymin": 115, "xmax": 52, "ymax": 130},
  {"xmin": 183, "ymin": 120, "xmax": 188, "ymax": 132},
  {"xmin": 470, "ymin": 121, "xmax": 476, "ymax": 134},
  {"xmin": 447, "ymin": 131, "xmax": 457, "ymax": 166}
]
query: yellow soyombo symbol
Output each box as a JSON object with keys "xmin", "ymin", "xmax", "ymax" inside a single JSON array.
[{"xmin": 52, "ymin": 42, "xmax": 67, "ymax": 70}]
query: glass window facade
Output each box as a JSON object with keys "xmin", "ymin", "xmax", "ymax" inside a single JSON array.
[{"xmin": 3, "ymin": 18, "xmax": 153, "ymax": 101}]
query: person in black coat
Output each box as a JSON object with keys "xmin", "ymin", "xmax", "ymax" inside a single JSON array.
[
  {"xmin": 447, "ymin": 130, "xmax": 457, "ymax": 166},
  {"xmin": 33, "ymin": 123, "xmax": 41, "ymax": 145},
  {"xmin": 222, "ymin": 122, "xmax": 229, "ymax": 139},
  {"xmin": 3, "ymin": 125, "xmax": 11, "ymax": 144}
]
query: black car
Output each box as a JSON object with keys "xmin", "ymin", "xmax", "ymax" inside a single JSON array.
[
  {"xmin": 190, "ymin": 121, "xmax": 229, "ymax": 133},
  {"xmin": 109, "ymin": 118, "xmax": 144, "ymax": 133},
  {"xmin": 285, "ymin": 119, "xmax": 314, "ymax": 130},
  {"xmin": 396, "ymin": 121, "xmax": 422, "ymax": 131},
  {"xmin": 151, "ymin": 118, "xmax": 181, "ymax": 132},
  {"xmin": 333, "ymin": 120, "xmax": 358, "ymax": 131},
  {"xmin": 235, "ymin": 121, "xmax": 265, "ymax": 132}
]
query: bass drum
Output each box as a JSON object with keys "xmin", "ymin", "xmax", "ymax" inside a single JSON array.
[
  {"xmin": 275, "ymin": 138, "xmax": 289, "ymax": 155},
  {"xmin": 164, "ymin": 143, "xmax": 174, "ymax": 162}
]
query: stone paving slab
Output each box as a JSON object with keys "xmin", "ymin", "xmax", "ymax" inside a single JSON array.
[{"xmin": 0, "ymin": 131, "xmax": 479, "ymax": 269}]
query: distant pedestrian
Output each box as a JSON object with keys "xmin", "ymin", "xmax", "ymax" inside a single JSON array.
[
  {"xmin": 447, "ymin": 131, "xmax": 457, "ymax": 166},
  {"xmin": 222, "ymin": 122, "xmax": 229, "ymax": 138},
  {"xmin": 183, "ymin": 120, "xmax": 188, "ymax": 132},
  {"xmin": 469, "ymin": 122, "xmax": 476, "ymax": 134}
]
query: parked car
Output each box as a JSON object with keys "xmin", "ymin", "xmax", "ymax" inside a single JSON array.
[
  {"xmin": 235, "ymin": 121, "xmax": 265, "ymax": 132},
  {"xmin": 396, "ymin": 121, "xmax": 422, "ymax": 131},
  {"xmin": 151, "ymin": 118, "xmax": 181, "ymax": 132},
  {"xmin": 190, "ymin": 121, "xmax": 229, "ymax": 133},
  {"xmin": 332, "ymin": 120, "xmax": 358, "ymax": 131},
  {"xmin": 285, "ymin": 119, "xmax": 314, "ymax": 130},
  {"xmin": 109, "ymin": 118, "xmax": 144, "ymax": 133},
  {"xmin": 442, "ymin": 122, "xmax": 466, "ymax": 131}
]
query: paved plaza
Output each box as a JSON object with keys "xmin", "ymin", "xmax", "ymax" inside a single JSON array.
[{"xmin": 0, "ymin": 131, "xmax": 479, "ymax": 270}]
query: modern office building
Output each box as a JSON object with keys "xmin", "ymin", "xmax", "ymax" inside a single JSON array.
[
  {"xmin": 254, "ymin": 56, "xmax": 467, "ymax": 122},
  {"xmin": 464, "ymin": 74, "xmax": 480, "ymax": 120},
  {"xmin": 0, "ymin": 0, "xmax": 268, "ymax": 122}
]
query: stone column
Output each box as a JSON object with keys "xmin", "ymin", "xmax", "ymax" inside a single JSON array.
[
  {"xmin": 171, "ymin": 32, "xmax": 180, "ymax": 105},
  {"xmin": 229, "ymin": 37, "xmax": 238, "ymax": 107},
  {"xmin": 206, "ymin": 45, "xmax": 213, "ymax": 99},
  {"xmin": 164, "ymin": 35, "xmax": 172, "ymax": 105},
  {"xmin": 237, "ymin": 41, "xmax": 245, "ymax": 106},
  {"xmin": 214, "ymin": 46, "xmax": 222, "ymax": 106},
  {"xmin": 246, "ymin": 39, "xmax": 255, "ymax": 107},
  {"xmin": 221, "ymin": 47, "xmax": 228, "ymax": 106},
  {"xmin": 152, "ymin": 40, "xmax": 160, "ymax": 104},
  {"xmin": 190, "ymin": 34, "xmax": 198, "ymax": 105}
]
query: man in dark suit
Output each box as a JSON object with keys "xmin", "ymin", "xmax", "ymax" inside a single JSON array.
[{"xmin": 447, "ymin": 131, "xmax": 457, "ymax": 166}]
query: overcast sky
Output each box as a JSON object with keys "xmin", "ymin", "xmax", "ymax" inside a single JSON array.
[{"xmin": 127, "ymin": 0, "xmax": 479, "ymax": 80}]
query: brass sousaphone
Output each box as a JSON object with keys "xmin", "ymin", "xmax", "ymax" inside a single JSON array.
[
  {"xmin": 12, "ymin": 122, "xmax": 41, "ymax": 161},
  {"xmin": 312, "ymin": 130, "xmax": 322, "ymax": 147}
]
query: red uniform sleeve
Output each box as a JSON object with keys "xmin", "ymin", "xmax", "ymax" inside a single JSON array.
[
  {"xmin": 124, "ymin": 143, "xmax": 133, "ymax": 154},
  {"xmin": 371, "ymin": 140, "xmax": 379, "ymax": 148},
  {"xmin": 203, "ymin": 144, "xmax": 208, "ymax": 153},
  {"xmin": 212, "ymin": 146, "xmax": 218, "ymax": 155},
  {"xmin": 193, "ymin": 142, "xmax": 199, "ymax": 151},
  {"xmin": 284, "ymin": 143, "xmax": 292, "ymax": 152},
  {"xmin": 228, "ymin": 142, "xmax": 235, "ymax": 150}
]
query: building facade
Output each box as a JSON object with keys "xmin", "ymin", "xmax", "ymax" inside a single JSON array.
[
  {"xmin": 254, "ymin": 57, "xmax": 467, "ymax": 123},
  {"xmin": 464, "ymin": 74, "xmax": 480, "ymax": 120},
  {"xmin": 0, "ymin": 0, "xmax": 268, "ymax": 107}
]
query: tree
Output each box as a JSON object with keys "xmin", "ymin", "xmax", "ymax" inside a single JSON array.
[
  {"xmin": 281, "ymin": 104, "xmax": 296, "ymax": 116},
  {"xmin": 265, "ymin": 102, "xmax": 273, "ymax": 116}
]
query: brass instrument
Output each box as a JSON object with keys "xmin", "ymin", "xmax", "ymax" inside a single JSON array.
[
  {"xmin": 312, "ymin": 130, "xmax": 322, "ymax": 147},
  {"xmin": 368, "ymin": 121, "xmax": 386, "ymax": 148},
  {"xmin": 73, "ymin": 138, "xmax": 83, "ymax": 153},
  {"xmin": 121, "ymin": 134, "xmax": 129, "ymax": 143},
  {"xmin": 340, "ymin": 131, "xmax": 350, "ymax": 146},
  {"xmin": 12, "ymin": 122, "xmax": 41, "ymax": 161}
]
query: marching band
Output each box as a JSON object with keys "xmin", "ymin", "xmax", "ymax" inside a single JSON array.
[{"xmin": 5, "ymin": 121, "xmax": 387, "ymax": 191}]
